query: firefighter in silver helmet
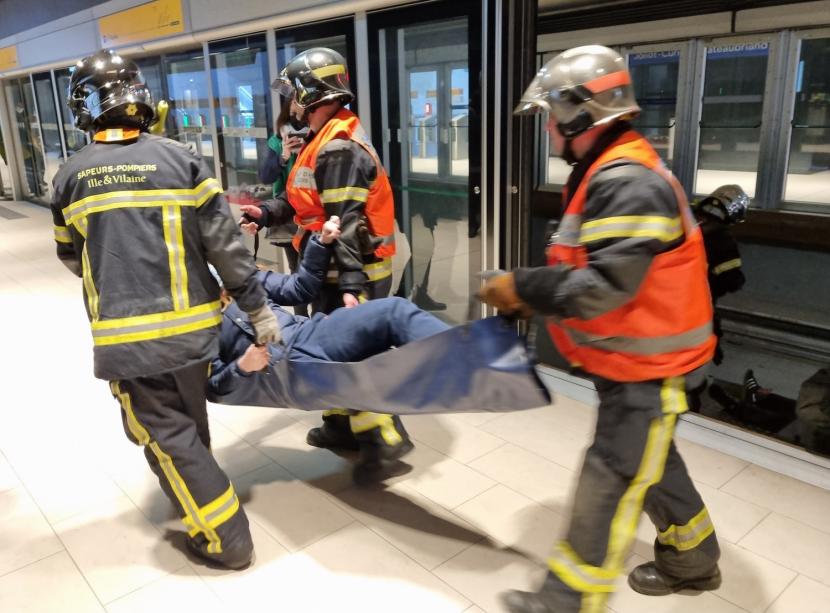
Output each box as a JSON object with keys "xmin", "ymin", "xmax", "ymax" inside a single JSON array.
[{"xmin": 481, "ymin": 45, "xmax": 722, "ymax": 612}]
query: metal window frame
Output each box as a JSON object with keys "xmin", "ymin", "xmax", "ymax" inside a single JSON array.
[
  {"xmin": 26, "ymin": 74, "xmax": 49, "ymax": 201},
  {"xmin": 48, "ymin": 70, "xmax": 68, "ymax": 161},
  {"xmin": 201, "ymin": 40, "xmax": 223, "ymax": 186},
  {"xmin": 777, "ymin": 26, "xmax": 830, "ymax": 214},
  {"xmin": 622, "ymin": 40, "xmax": 697, "ymax": 194},
  {"xmin": 693, "ymin": 31, "xmax": 782, "ymax": 204}
]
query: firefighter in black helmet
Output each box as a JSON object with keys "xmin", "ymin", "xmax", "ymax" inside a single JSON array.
[
  {"xmin": 52, "ymin": 49, "xmax": 279, "ymax": 569},
  {"xmin": 239, "ymin": 47, "xmax": 413, "ymax": 485}
]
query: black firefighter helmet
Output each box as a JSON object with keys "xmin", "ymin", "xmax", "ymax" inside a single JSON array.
[
  {"xmin": 272, "ymin": 47, "xmax": 354, "ymax": 112},
  {"xmin": 67, "ymin": 50, "xmax": 155, "ymax": 132}
]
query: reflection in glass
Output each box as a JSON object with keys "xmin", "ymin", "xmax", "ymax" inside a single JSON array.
[
  {"xmin": 32, "ymin": 72, "xmax": 63, "ymax": 200},
  {"xmin": 5, "ymin": 78, "xmax": 47, "ymax": 202},
  {"xmin": 165, "ymin": 50, "xmax": 214, "ymax": 164},
  {"xmin": 55, "ymin": 68, "xmax": 89, "ymax": 156},
  {"xmin": 629, "ymin": 50, "xmax": 680, "ymax": 167},
  {"xmin": 0, "ymin": 125, "xmax": 12, "ymax": 198},
  {"xmin": 381, "ymin": 17, "xmax": 472, "ymax": 324},
  {"xmin": 785, "ymin": 37, "xmax": 830, "ymax": 205},
  {"xmin": 696, "ymin": 42, "xmax": 769, "ymax": 197},
  {"xmin": 209, "ymin": 35, "xmax": 271, "ymax": 192}
]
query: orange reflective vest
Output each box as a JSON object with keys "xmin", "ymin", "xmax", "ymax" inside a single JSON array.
[
  {"xmin": 546, "ymin": 131, "xmax": 715, "ymax": 382},
  {"xmin": 286, "ymin": 109, "xmax": 396, "ymax": 259}
]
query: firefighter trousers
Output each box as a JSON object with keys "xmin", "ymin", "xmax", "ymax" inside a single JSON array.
[
  {"xmin": 110, "ymin": 360, "xmax": 253, "ymax": 568},
  {"xmin": 311, "ymin": 264, "xmax": 400, "ymax": 441},
  {"xmin": 544, "ymin": 371, "xmax": 720, "ymax": 613}
]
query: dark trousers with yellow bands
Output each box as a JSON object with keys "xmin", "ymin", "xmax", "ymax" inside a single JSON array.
[
  {"xmin": 545, "ymin": 372, "xmax": 720, "ymax": 613},
  {"xmin": 312, "ymin": 259, "xmax": 406, "ymax": 442},
  {"xmin": 110, "ymin": 360, "xmax": 253, "ymax": 568}
]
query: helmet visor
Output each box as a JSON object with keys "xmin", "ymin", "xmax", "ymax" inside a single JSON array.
[
  {"xmin": 514, "ymin": 73, "xmax": 551, "ymax": 115},
  {"xmin": 271, "ymin": 76, "xmax": 295, "ymax": 99}
]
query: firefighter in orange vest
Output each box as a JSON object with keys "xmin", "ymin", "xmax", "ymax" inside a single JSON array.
[
  {"xmin": 480, "ymin": 45, "xmax": 721, "ymax": 612},
  {"xmin": 239, "ymin": 48, "xmax": 412, "ymax": 484}
]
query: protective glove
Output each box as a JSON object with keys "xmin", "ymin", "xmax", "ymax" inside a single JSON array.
[
  {"xmin": 478, "ymin": 272, "xmax": 534, "ymax": 318},
  {"xmin": 247, "ymin": 303, "xmax": 281, "ymax": 345},
  {"xmin": 148, "ymin": 100, "xmax": 168, "ymax": 136}
]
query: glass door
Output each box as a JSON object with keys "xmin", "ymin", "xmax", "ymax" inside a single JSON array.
[
  {"xmin": 164, "ymin": 48, "xmax": 215, "ymax": 165},
  {"xmin": 32, "ymin": 72, "xmax": 64, "ymax": 200},
  {"xmin": 0, "ymin": 124, "xmax": 12, "ymax": 199},
  {"xmin": 54, "ymin": 67, "xmax": 89, "ymax": 157},
  {"xmin": 209, "ymin": 34, "xmax": 271, "ymax": 195},
  {"xmin": 5, "ymin": 78, "xmax": 47, "ymax": 203},
  {"xmin": 369, "ymin": 1, "xmax": 481, "ymax": 323}
]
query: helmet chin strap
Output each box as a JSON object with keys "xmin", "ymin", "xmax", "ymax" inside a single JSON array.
[{"xmin": 560, "ymin": 137, "xmax": 579, "ymax": 166}]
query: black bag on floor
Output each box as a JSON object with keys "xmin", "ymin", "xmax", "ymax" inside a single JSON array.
[{"xmin": 796, "ymin": 368, "xmax": 830, "ymax": 455}]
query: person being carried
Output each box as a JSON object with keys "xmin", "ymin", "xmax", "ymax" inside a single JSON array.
[{"xmin": 211, "ymin": 215, "xmax": 448, "ymax": 484}]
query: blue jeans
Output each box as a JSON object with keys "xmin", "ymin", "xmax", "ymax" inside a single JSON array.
[{"xmin": 284, "ymin": 297, "xmax": 449, "ymax": 362}]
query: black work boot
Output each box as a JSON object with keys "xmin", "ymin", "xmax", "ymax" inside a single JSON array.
[
  {"xmin": 501, "ymin": 573, "xmax": 563, "ymax": 613},
  {"xmin": 352, "ymin": 415, "xmax": 415, "ymax": 485},
  {"xmin": 306, "ymin": 412, "xmax": 360, "ymax": 451},
  {"xmin": 413, "ymin": 285, "xmax": 447, "ymax": 311},
  {"xmin": 628, "ymin": 561, "xmax": 722, "ymax": 596},
  {"xmin": 185, "ymin": 535, "xmax": 254, "ymax": 571}
]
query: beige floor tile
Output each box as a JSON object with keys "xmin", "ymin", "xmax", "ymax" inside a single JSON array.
[
  {"xmin": 207, "ymin": 420, "xmax": 276, "ymax": 479},
  {"xmin": 331, "ymin": 481, "xmax": 486, "ymax": 570},
  {"xmin": 0, "ymin": 453, "xmax": 20, "ymax": 493},
  {"xmin": 53, "ymin": 495, "xmax": 187, "ymax": 604},
  {"xmin": 301, "ymin": 522, "xmax": 470, "ymax": 612},
  {"xmin": 766, "ymin": 574, "xmax": 830, "ymax": 613},
  {"xmin": 256, "ymin": 420, "xmax": 356, "ymax": 492},
  {"xmin": 454, "ymin": 484, "xmax": 565, "ymax": 563},
  {"xmin": 468, "ymin": 443, "xmax": 576, "ymax": 513},
  {"xmin": 674, "ymin": 437, "xmax": 750, "ymax": 489},
  {"xmin": 0, "ymin": 551, "xmax": 102, "ymax": 613},
  {"xmin": 404, "ymin": 414, "xmax": 506, "ymax": 464},
  {"xmin": 207, "ymin": 402, "xmax": 298, "ymax": 444},
  {"xmin": 695, "ymin": 481, "xmax": 770, "ymax": 544},
  {"xmin": 433, "ymin": 541, "xmax": 547, "ymax": 613},
  {"xmin": 11, "ymin": 458, "xmax": 124, "ymax": 525},
  {"xmin": 453, "ymin": 411, "xmax": 505, "ymax": 428},
  {"xmin": 392, "ymin": 442, "xmax": 497, "ymax": 509},
  {"xmin": 479, "ymin": 407, "xmax": 590, "ymax": 472},
  {"xmin": 610, "ymin": 554, "xmax": 746, "ymax": 613},
  {"xmin": 722, "ymin": 464, "xmax": 830, "ymax": 535},
  {"xmin": 740, "ymin": 513, "xmax": 830, "ymax": 586},
  {"xmin": 715, "ymin": 541, "xmax": 795, "ymax": 612},
  {"xmin": 105, "ymin": 566, "xmax": 222, "ymax": 613},
  {"xmin": 193, "ymin": 520, "xmax": 291, "ymax": 608},
  {"xmin": 0, "ymin": 487, "xmax": 64, "ymax": 577},
  {"xmin": 233, "ymin": 463, "xmax": 353, "ymax": 552},
  {"xmin": 463, "ymin": 607, "xmax": 487, "ymax": 613}
]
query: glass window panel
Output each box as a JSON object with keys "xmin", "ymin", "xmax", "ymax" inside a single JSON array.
[
  {"xmin": 629, "ymin": 50, "xmax": 680, "ymax": 167},
  {"xmin": 409, "ymin": 70, "xmax": 439, "ymax": 175},
  {"xmin": 536, "ymin": 50, "xmax": 571, "ymax": 186},
  {"xmin": 32, "ymin": 72, "xmax": 62, "ymax": 199},
  {"xmin": 696, "ymin": 41, "xmax": 770, "ymax": 197},
  {"xmin": 784, "ymin": 37, "xmax": 830, "ymax": 205},
  {"xmin": 209, "ymin": 35, "xmax": 271, "ymax": 193},
  {"xmin": 450, "ymin": 66, "xmax": 469, "ymax": 177},
  {"xmin": 54, "ymin": 68, "xmax": 89, "ymax": 156},
  {"xmin": 0, "ymin": 124, "xmax": 12, "ymax": 199},
  {"xmin": 164, "ymin": 49, "xmax": 214, "ymax": 165},
  {"xmin": 5, "ymin": 78, "xmax": 47, "ymax": 202}
]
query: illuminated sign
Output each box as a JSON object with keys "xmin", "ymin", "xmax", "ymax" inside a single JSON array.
[
  {"xmin": 99, "ymin": 0, "xmax": 184, "ymax": 47},
  {"xmin": 0, "ymin": 45, "xmax": 18, "ymax": 71}
]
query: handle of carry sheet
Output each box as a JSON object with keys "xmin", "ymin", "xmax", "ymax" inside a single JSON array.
[{"xmin": 241, "ymin": 212, "xmax": 261, "ymax": 260}]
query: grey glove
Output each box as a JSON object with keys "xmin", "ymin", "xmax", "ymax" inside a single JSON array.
[{"xmin": 247, "ymin": 303, "xmax": 281, "ymax": 345}]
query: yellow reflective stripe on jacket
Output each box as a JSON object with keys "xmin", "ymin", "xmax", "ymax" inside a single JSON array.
[
  {"xmin": 565, "ymin": 322, "xmax": 713, "ymax": 357},
  {"xmin": 91, "ymin": 300, "xmax": 221, "ymax": 346},
  {"xmin": 162, "ymin": 205, "xmax": 189, "ymax": 311},
  {"xmin": 81, "ymin": 243, "xmax": 100, "ymax": 321},
  {"xmin": 320, "ymin": 186, "xmax": 369, "ymax": 204},
  {"xmin": 712, "ymin": 258, "xmax": 741, "ymax": 276},
  {"xmin": 54, "ymin": 225, "xmax": 72, "ymax": 243},
  {"xmin": 657, "ymin": 507, "xmax": 715, "ymax": 551},
  {"xmin": 579, "ymin": 215, "xmax": 683, "ymax": 244},
  {"xmin": 62, "ymin": 178, "xmax": 221, "ymax": 226}
]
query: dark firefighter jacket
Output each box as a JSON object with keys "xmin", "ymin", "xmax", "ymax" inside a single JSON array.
[{"xmin": 51, "ymin": 130, "xmax": 266, "ymax": 381}]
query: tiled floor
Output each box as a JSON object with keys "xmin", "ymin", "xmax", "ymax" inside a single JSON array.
[{"xmin": 1, "ymin": 200, "xmax": 830, "ymax": 612}]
